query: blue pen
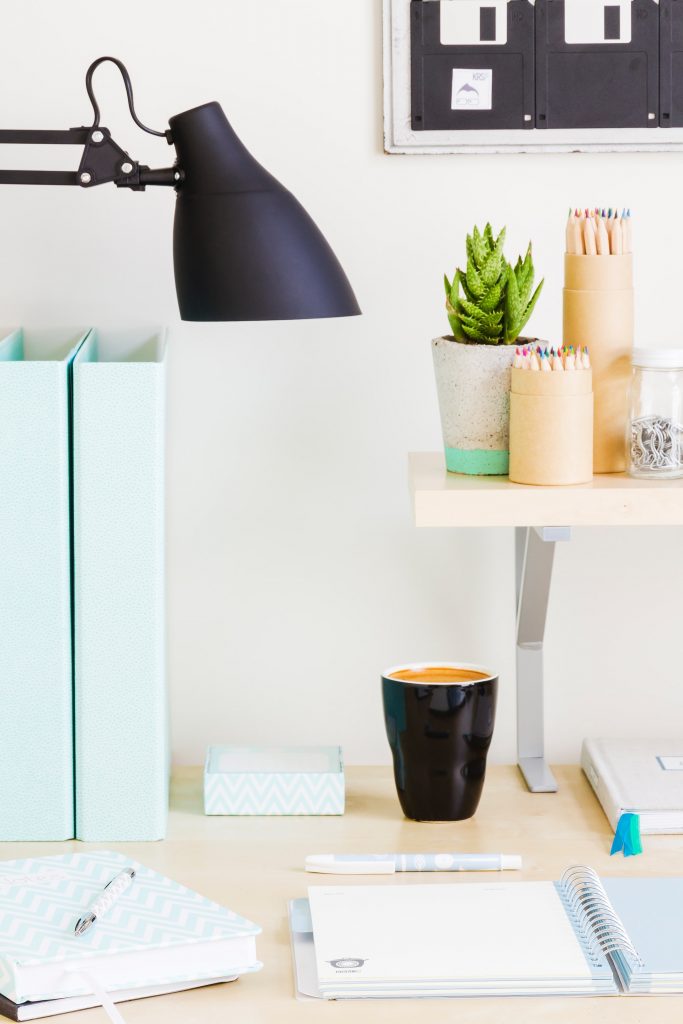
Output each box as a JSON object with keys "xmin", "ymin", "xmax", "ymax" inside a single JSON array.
[{"xmin": 305, "ymin": 853, "xmax": 522, "ymax": 875}]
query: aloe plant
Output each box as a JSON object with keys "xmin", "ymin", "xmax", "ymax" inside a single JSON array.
[{"xmin": 444, "ymin": 224, "xmax": 544, "ymax": 345}]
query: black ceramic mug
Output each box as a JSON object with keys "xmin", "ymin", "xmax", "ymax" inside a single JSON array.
[{"xmin": 382, "ymin": 663, "xmax": 498, "ymax": 822}]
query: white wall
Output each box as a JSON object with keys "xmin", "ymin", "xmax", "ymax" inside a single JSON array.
[{"xmin": 3, "ymin": 0, "xmax": 683, "ymax": 768}]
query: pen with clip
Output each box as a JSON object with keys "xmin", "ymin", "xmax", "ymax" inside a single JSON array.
[
  {"xmin": 305, "ymin": 853, "xmax": 522, "ymax": 875},
  {"xmin": 74, "ymin": 867, "xmax": 136, "ymax": 937}
]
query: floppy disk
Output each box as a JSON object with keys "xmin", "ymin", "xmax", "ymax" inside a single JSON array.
[
  {"xmin": 535, "ymin": 0, "xmax": 660, "ymax": 128},
  {"xmin": 410, "ymin": 0, "xmax": 535, "ymax": 130},
  {"xmin": 661, "ymin": 0, "xmax": 683, "ymax": 127}
]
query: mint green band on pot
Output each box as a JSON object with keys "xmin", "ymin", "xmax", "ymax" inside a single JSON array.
[{"xmin": 445, "ymin": 448, "xmax": 509, "ymax": 476}]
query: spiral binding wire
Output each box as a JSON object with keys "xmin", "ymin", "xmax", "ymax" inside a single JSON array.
[{"xmin": 559, "ymin": 867, "xmax": 644, "ymax": 970}]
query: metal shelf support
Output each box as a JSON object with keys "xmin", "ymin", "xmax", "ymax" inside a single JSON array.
[{"xmin": 516, "ymin": 526, "xmax": 571, "ymax": 793}]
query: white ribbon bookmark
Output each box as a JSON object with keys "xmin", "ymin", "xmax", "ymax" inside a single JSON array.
[{"xmin": 65, "ymin": 969, "xmax": 128, "ymax": 1024}]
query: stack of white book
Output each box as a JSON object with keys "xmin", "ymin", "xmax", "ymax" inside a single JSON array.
[{"xmin": 0, "ymin": 850, "xmax": 261, "ymax": 1020}]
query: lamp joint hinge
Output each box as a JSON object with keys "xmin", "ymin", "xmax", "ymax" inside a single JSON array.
[{"xmin": 77, "ymin": 127, "xmax": 140, "ymax": 188}]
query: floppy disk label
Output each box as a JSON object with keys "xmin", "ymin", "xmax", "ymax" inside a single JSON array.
[
  {"xmin": 451, "ymin": 68, "xmax": 493, "ymax": 110},
  {"xmin": 563, "ymin": 0, "xmax": 633, "ymax": 45},
  {"xmin": 440, "ymin": 1, "xmax": 509, "ymax": 46}
]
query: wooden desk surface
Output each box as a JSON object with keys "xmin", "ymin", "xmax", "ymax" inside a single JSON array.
[{"xmin": 4, "ymin": 765, "xmax": 683, "ymax": 1023}]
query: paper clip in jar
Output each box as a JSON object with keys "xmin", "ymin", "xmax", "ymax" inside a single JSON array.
[{"xmin": 628, "ymin": 348, "xmax": 683, "ymax": 480}]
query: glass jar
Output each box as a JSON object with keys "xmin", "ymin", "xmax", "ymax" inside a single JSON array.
[{"xmin": 628, "ymin": 349, "xmax": 683, "ymax": 479}]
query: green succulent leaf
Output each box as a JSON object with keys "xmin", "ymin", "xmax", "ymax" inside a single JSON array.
[
  {"xmin": 479, "ymin": 280, "xmax": 503, "ymax": 314},
  {"xmin": 515, "ymin": 280, "xmax": 544, "ymax": 340},
  {"xmin": 448, "ymin": 312, "xmax": 466, "ymax": 341},
  {"xmin": 455, "ymin": 268, "xmax": 476, "ymax": 304},
  {"xmin": 515, "ymin": 246, "xmax": 534, "ymax": 307},
  {"xmin": 504, "ymin": 263, "xmax": 521, "ymax": 341},
  {"xmin": 461, "ymin": 325, "xmax": 500, "ymax": 344},
  {"xmin": 466, "ymin": 260, "xmax": 486, "ymax": 300},
  {"xmin": 481, "ymin": 228, "xmax": 506, "ymax": 287},
  {"xmin": 458, "ymin": 300, "xmax": 503, "ymax": 328},
  {"xmin": 471, "ymin": 226, "xmax": 489, "ymax": 267}
]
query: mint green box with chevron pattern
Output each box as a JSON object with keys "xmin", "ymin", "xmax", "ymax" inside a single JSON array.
[{"xmin": 204, "ymin": 746, "xmax": 345, "ymax": 815}]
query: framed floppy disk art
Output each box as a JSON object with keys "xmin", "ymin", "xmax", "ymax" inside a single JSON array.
[{"xmin": 384, "ymin": 0, "xmax": 683, "ymax": 152}]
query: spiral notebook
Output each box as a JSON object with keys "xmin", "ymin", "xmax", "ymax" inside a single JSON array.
[{"xmin": 290, "ymin": 867, "xmax": 683, "ymax": 999}]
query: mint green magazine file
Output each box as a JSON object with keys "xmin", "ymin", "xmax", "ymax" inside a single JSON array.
[
  {"xmin": 73, "ymin": 329, "xmax": 168, "ymax": 841},
  {"xmin": 0, "ymin": 328, "xmax": 90, "ymax": 840}
]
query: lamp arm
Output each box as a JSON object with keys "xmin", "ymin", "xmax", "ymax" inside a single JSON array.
[
  {"xmin": 0, "ymin": 126, "xmax": 181, "ymax": 190},
  {"xmin": 0, "ymin": 57, "xmax": 183, "ymax": 190}
]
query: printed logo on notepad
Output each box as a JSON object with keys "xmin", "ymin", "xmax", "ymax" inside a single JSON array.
[{"xmin": 328, "ymin": 958, "xmax": 367, "ymax": 971}]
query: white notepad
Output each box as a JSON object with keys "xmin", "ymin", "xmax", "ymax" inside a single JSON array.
[
  {"xmin": 311, "ymin": 882, "xmax": 604, "ymax": 994},
  {"xmin": 290, "ymin": 867, "xmax": 683, "ymax": 1001}
]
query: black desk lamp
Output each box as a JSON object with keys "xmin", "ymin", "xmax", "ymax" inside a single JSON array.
[{"xmin": 0, "ymin": 56, "xmax": 360, "ymax": 322}]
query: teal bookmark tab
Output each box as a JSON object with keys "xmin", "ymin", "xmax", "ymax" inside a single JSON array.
[{"xmin": 611, "ymin": 813, "xmax": 643, "ymax": 857}]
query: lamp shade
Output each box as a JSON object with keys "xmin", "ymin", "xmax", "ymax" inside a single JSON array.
[{"xmin": 169, "ymin": 103, "xmax": 360, "ymax": 322}]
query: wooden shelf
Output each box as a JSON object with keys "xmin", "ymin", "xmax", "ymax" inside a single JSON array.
[{"xmin": 410, "ymin": 452, "xmax": 683, "ymax": 528}]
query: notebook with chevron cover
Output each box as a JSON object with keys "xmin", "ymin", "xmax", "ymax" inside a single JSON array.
[{"xmin": 0, "ymin": 851, "xmax": 261, "ymax": 1006}]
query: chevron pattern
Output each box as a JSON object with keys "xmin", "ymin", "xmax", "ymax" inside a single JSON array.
[
  {"xmin": 0, "ymin": 851, "xmax": 260, "ymax": 1003},
  {"xmin": 204, "ymin": 772, "xmax": 345, "ymax": 815}
]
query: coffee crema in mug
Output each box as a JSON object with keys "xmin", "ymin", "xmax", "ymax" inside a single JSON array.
[{"xmin": 388, "ymin": 666, "xmax": 491, "ymax": 685}]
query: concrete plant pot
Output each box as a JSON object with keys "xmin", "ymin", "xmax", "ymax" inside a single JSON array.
[{"xmin": 432, "ymin": 337, "xmax": 527, "ymax": 476}]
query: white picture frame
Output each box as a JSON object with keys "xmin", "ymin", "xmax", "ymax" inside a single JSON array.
[{"xmin": 383, "ymin": 0, "xmax": 683, "ymax": 154}]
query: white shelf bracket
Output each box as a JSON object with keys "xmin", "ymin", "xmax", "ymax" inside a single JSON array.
[{"xmin": 515, "ymin": 525, "xmax": 571, "ymax": 793}]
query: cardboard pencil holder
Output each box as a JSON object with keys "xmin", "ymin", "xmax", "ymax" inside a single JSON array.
[
  {"xmin": 563, "ymin": 254, "xmax": 633, "ymax": 474},
  {"xmin": 509, "ymin": 368, "xmax": 593, "ymax": 486}
]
